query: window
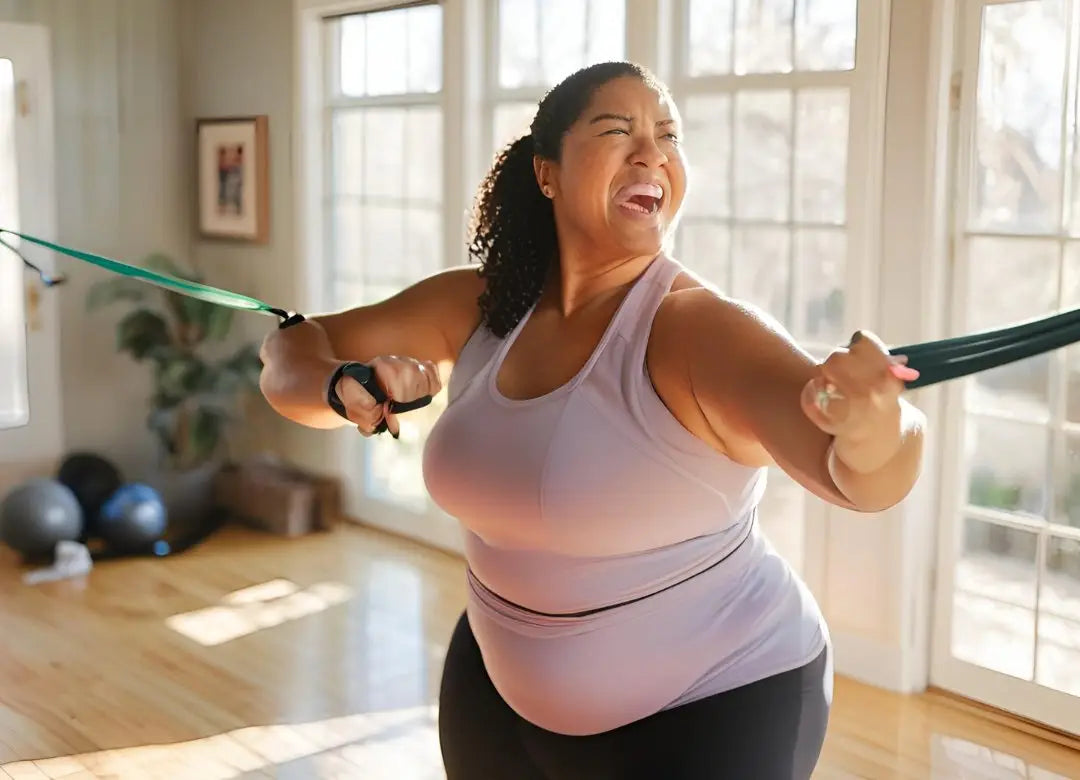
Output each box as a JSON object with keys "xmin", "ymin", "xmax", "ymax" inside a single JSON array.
[
  {"xmin": 489, "ymin": 0, "xmax": 626, "ymax": 156},
  {"xmin": 673, "ymin": 0, "xmax": 857, "ymax": 346},
  {"xmin": 0, "ymin": 57, "xmax": 27, "ymax": 430},
  {"xmin": 323, "ymin": 3, "xmax": 445, "ymax": 513},
  {"xmin": 326, "ymin": 4, "xmax": 443, "ymax": 309},
  {"xmin": 671, "ymin": 0, "xmax": 860, "ymax": 573}
]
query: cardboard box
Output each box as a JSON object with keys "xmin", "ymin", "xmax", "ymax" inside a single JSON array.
[{"xmin": 213, "ymin": 455, "xmax": 341, "ymax": 537}]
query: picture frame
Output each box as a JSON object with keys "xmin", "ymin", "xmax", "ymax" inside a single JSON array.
[{"xmin": 196, "ymin": 116, "xmax": 269, "ymax": 243}]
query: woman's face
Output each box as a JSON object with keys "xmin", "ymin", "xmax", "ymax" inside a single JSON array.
[{"xmin": 536, "ymin": 76, "xmax": 687, "ymax": 260}]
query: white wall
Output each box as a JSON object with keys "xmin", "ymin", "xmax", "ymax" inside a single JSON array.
[
  {"xmin": 0, "ymin": 0, "xmax": 187, "ymax": 481},
  {"xmin": 177, "ymin": 0, "xmax": 329, "ymax": 474},
  {"xmin": 0, "ymin": 0, "xmax": 331, "ymax": 492}
]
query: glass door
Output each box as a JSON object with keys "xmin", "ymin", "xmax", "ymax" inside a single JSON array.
[{"xmin": 932, "ymin": 0, "xmax": 1080, "ymax": 735}]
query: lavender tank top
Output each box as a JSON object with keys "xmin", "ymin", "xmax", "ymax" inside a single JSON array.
[{"xmin": 422, "ymin": 254, "xmax": 828, "ymax": 736}]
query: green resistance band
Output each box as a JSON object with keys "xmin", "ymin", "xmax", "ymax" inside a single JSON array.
[
  {"xmin": 5, "ymin": 226, "xmax": 1080, "ymax": 393},
  {"xmin": 1, "ymin": 228, "xmax": 431, "ymax": 423},
  {"xmin": 1, "ymin": 228, "xmax": 291, "ymax": 320}
]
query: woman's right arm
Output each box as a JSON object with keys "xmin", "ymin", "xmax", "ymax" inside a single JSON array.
[{"xmin": 258, "ymin": 265, "xmax": 485, "ymax": 431}]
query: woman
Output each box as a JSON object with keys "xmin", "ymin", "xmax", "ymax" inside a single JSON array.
[{"xmin": 259, "ymin": 62, "xmax": 925, "ymax": 779}]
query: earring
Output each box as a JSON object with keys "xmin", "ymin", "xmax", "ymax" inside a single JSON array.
[{"xmin": 543, "ymin": 186, "xmax": 552, "ymax": 197}]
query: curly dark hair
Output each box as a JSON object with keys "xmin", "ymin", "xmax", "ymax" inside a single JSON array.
[{"xmin": 468, "ymin": 61, "xmax": 669, "ymax": 338}]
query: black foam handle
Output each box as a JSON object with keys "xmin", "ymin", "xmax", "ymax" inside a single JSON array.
[
  {"xmin": 278, "ymin": 312, "xmax": 307, "ymax": 329},
  {"xmin": 340, "ymin": 362, "xmax": 433, "ymax": 413},
  {"xmin": 279, "ymin": 314, "xmax": 434, "ymax": 431},
  {"xmin": 330, "ymin": 362, "xmax": 433, "ymax": 434}
]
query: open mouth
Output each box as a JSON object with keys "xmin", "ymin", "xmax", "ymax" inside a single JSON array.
[{"xmin": 615, "ymin": 183, "xmax": 664, "ymax": 216}]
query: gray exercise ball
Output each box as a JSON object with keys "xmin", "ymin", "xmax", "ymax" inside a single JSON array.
[{"xmin": 0, "ymin": 478, "xmax": 84, "ymax": 556}]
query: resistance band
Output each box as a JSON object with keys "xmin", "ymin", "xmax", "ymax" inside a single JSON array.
[
  {"xmin": 1, "ymin": 228, "xmax": 432, "ymax": 419},
  {"xmin": 5, "ymin": 228, "xmax": 1076, "ymax": 393}
]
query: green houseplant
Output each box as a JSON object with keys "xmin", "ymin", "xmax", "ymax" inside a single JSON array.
[{"xmin": 86, "ymin": 252, "xmax": 263, "ymax": 482}]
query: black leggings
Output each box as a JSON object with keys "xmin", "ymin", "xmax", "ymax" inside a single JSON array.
[{"xmin": 438, "ymin": 612, "xmax": 831, "ymax": 780}]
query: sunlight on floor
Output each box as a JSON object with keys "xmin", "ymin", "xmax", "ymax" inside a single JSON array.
[
  {"xmin": 0, "ymin": 705, "xmax": 443, "ymax": 779},
  {"xmin": 165, "ymin": 578, "xmax": 354, "ymax": 646},
  {"xmin": 932, "ymin": 735, "xmax": 1071, "ymax": 780}
]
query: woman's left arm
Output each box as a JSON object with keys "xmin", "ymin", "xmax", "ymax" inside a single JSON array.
[{"xmin": 652, "ymin": 288, "xmax": 926, "ymax": 513}]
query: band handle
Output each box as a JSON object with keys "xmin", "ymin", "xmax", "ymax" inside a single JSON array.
[
  {"xmin": 280, "ymin": 314, "xmax": 433, "ymax": 433},
  {"xmin": 327, "ymin": 361, "xmax": 433, "ymax": 434}
]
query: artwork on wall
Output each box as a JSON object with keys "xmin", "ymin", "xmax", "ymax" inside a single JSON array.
[{"xmin": 196, "ymin": 116, "xmax": 269, "ymax": 243}]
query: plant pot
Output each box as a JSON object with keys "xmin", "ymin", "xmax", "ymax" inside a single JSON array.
[{"xmin": 147, "ymin": 459, "xmax": 223, "ymax": 524}]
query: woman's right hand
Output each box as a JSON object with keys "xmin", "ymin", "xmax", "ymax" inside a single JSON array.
[{"xmin": 333, "ymin": 355, "xmax": 442, "ymax": 437}]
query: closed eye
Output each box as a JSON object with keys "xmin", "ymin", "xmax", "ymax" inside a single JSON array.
[{"xmin": 599, "ymin": 128, "xmax": 681, "ymax": 144}]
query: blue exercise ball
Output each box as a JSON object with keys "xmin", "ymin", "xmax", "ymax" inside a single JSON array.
[
  {"xmin": 98, "ymin": 483, "xmax": 168, "ymax": 552},
  {"xmin": 0, "ymin": 478, "xmax": 84, "ymax": 556}
]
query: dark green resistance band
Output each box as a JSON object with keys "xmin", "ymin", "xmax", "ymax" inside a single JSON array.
[
  {"xmin": 0, "ymin": 228, "xmax": 431, "ymax": 420},
  {"xmin": 5, "ymin": 227, "xmax": 1080, "ymax": 392}
]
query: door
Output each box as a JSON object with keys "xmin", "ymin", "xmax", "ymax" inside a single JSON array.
[
  {"xmin": 932, "ymin": 0, "xmax": 1080, "ymax": 735},
  {"xmin": 0, "ymin": 23, "xmax": 62, "ymax": 480}
]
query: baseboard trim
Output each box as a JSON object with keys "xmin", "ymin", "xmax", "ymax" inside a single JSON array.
[
  {"xmin": 926, "ymin": 687, "xmax": 1080, "ymax": 749},
  {"xmin": 343, "ymin": 513, "xmax": 465, "ymax": 558}
]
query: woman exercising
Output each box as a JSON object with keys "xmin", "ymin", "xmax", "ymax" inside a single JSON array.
[{"xmin": 258, "ymin": 62, "xmax": 925, "ymax": 779}]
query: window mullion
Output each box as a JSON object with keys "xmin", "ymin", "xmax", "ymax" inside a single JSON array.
[{"xmin": 625, "ymin": 0, "xmax": 670, "ymax": 81}]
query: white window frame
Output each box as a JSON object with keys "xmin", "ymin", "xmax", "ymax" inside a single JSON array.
[
  {"xmin": 296, "ymin": 0, "xmax": 484, "ymax": 309},
  {"xmin": 319, "ymin": 8, "xmax": 446, "ymax": 305},
  {"xmin": 296, "ymin": 0, "xmax": 487, "ymax": 554},
  {"xmin": 665, "ymin": 1, "xmax": 886, "ymax": 346},
  {"xmin": 480, "ymin": 0, "xmax": 633, "ymax": 162},
  {"xmin": 655, "ymin": 1, "xmax": 892, "ymax": 608},
  {"xmin": 927, "ymin": 0, "xmax": 1080, "ymax": 735},
  {"xmin": 0, "ymin": 22, "xmax": 63, "ymax": 468}
]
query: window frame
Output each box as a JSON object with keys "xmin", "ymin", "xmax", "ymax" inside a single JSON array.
[
  {"xmin": 666, "ymin": 0, "xmax": 887, "ymax": 352},
  {"xmin": 928, "ymin": 0, "xmax": 1080, "ymax": 734},
  {"xmin": 320, "ymin": 4, "xmax": 447, "ymax": 308},
  {"xmin": 658, "ymin": 0, "xmax": 891, "ymax": 602},
  {"xmin": 480, "ymin": 0, "xmax": 632, "ymax": 160}
]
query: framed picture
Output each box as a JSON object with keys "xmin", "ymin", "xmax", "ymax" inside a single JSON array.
[{"xmin": 196, "ymin": 116, "xmax": 269, "ymax": 243}]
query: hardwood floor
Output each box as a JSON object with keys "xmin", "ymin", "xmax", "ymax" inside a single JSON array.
[{"xmin": 0, "ymin": 522, "xmax": 1076, "ymax": 779}]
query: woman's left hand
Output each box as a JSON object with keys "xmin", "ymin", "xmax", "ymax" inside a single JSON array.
[{"xmin": 799, "ymin": 330, "xmax": 920, "ymax": 472}]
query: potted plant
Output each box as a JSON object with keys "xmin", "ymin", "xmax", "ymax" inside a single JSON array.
[{"xmin": 86, "ymin": 252, "xmax": 263, "ymax": 520}]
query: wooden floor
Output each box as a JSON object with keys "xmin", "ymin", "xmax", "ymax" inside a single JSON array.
[{"xmin": 0, "ymin": 522, "xmax": 1077, "ymax": 779}]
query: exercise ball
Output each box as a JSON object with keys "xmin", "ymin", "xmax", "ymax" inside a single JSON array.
[
  {"xmin": 97, "ymin": 483, "xmax": 167, "ymax": 552},
  {"xmin": 57, "ymin": 452, "xmax": 123, "ymax": 535},
  {"xmin": 0, "ymin": 478, "xmax": 84, "ymax": 556}
]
